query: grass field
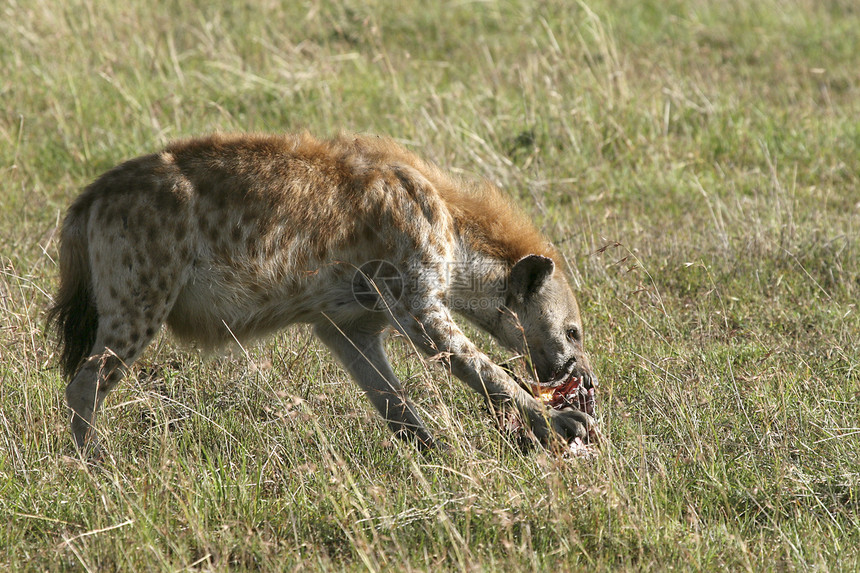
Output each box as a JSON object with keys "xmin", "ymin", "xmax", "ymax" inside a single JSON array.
[{"xmin": 2, "ymin": 0, "xmax": 859, "ymax": 570}]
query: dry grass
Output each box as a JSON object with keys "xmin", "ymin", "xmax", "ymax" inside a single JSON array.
[{"xmin": 1, "ymin": 0, "xmax": 858, "ymax": 570}]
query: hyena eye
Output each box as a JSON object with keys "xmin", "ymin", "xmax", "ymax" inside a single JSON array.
[{"xmin": 566, "ymin": 327, "xmax": 581, "ymax": 342}]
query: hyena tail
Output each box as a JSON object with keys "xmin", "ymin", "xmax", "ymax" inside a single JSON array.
[{"xmin": 46, "ymin": 200, "xmax": 98, "ymax": 380}]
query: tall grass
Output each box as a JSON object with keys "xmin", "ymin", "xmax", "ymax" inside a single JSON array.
[{"xmin": 1, "ymin": 0, "xmax": 858, "ymax": 570}]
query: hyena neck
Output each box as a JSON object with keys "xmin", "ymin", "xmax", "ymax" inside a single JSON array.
[
  {"xmin": 446, "ymin": 245, "xmax": 512, "ymax": 333},
  {"xmin": 437, "ymin": 179, "xmax": 559, "ymax": 331}
]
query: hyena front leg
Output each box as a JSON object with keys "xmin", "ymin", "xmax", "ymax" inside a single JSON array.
[
  {"xmin": 391, "ymin": 300, "xmax": 592, "ymax": 446},
  {"xmin": 314, "ymin": 320, "xmax": 437, "ymax": 448}
]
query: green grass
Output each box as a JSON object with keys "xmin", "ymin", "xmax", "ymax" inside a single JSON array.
[{"xmin": 2, "ymin": 0, "xmax": 858, "ymax": 570}]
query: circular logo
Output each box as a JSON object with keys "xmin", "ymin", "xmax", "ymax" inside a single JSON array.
[{"xmin": 351, "ymin": 260, "xmax": 404, "ymax": 311}]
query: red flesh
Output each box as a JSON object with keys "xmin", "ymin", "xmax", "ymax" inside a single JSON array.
[{"xmin": 533, "ymin": 375, "xmax": 596, "ymax": 417}]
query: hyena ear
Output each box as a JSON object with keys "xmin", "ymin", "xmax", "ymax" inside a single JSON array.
[{"xmin": 509, "ymin": 254, "xmax": 555, "ymax": 302}]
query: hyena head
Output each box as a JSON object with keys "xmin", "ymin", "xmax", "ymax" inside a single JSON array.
[{"xmin": 499, "ymin": 254, "xmax": 595, "ymax": 390}]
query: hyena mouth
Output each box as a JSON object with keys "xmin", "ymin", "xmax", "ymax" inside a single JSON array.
[
  {"xmin": 502, "ymin": 361, "xmax": 597, "ymax": 418},
  {"xmin": 534, "ymin": 362, "xmax": 597, "ymax": 417},
  {"xmin": 532, "ymin": 374, "xmax": 596, "ymax": 417},
  {"xmin": 541, "ymin": 358, "xmax": 580, "ymax": 388}
]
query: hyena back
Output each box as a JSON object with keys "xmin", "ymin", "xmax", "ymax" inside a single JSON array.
[{"xmin": 48, "ymin": 132, "xmax": 596, "ymax": 452}]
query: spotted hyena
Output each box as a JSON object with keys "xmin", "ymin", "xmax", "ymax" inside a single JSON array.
[{"xmin": 48, "ymin": 132, "xmax": 596, "ymax": 452}]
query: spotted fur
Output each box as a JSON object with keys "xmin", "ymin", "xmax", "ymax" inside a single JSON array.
[{"xmin": 48, "ymin": 132, "xmax": 596, "ymax": 452}]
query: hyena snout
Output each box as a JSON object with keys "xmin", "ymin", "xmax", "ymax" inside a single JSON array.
[
  {"xmin": 569, "ymin": 351, "xmax": 597, "ymax": 391},
  {"xmin": 571, "ymin": 363, "xmax": 597, "ymax": 391}
]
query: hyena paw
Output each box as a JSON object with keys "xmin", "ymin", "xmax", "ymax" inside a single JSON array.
[{"xmin": 548, "ymin": 407, "xmax": 597, "ymax": 446}]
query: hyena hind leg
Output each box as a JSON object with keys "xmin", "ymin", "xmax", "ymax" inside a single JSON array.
[
  {"xmin": 58, "ymin": 190, "xmax": 194, "ymax": 453},
  {"xmin": 66, "ymin": 311, "xmax": 169, "ymax": 453},
  {"xmin": 66, "ymin": 276, "xmax": 186, "ymax": 450}
]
